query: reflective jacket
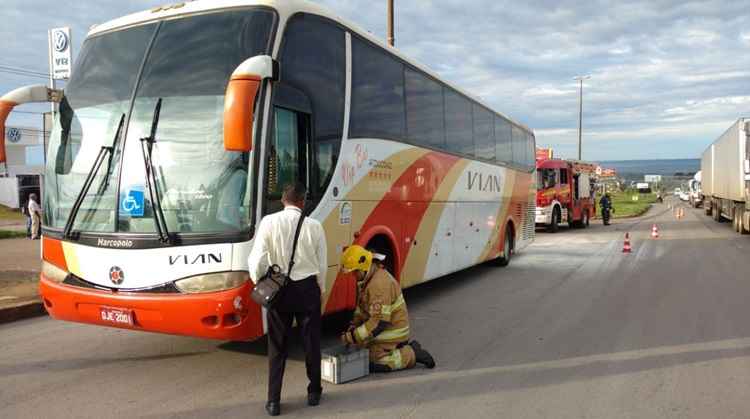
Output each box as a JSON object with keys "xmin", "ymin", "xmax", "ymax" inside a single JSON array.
[{"xmin": 351, "ymin": 266, "xmax": 410, "ymax": 345}]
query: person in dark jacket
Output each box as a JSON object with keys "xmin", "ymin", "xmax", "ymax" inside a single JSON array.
[{"xmin": 599, "ymin": 193, "xmax": 613, "ymax": 225}]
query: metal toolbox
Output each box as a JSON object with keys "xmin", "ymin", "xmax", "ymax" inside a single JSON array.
[{"xmin": 321, "ymin": 345, "xmax": 369, "ymax": 384}]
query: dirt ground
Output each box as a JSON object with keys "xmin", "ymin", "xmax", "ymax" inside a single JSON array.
[{"xmin": 0, "ymin": 237, "xmax": 41, "ymax": 309}]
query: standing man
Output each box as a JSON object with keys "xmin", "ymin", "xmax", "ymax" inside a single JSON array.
[
  {"xmin": 599, "ymin": 192, "xmax": 613, "ymax": 225},
  {"xmin": 247, "ymin": 183, "xmax": 327, "ymax": 417},
  {"xmin": 21, "ymin": 197, "xmax": 31, "ymax": 238},
  {"xmin": 340, "ymin": 245, "xmax": 436, "ymax": 372},
  {"xmin": 27, "ymin": 193, "xmax": 42, "ymax": 239}
]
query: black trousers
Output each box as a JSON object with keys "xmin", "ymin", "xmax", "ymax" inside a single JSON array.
[{"xmin": 267, "ymin": 275, "xmax": 322, "ymax": 402}]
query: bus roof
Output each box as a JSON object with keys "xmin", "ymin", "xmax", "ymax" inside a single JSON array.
[{"xmin": 88, "ymin": 0, "xmax": 532, "ymax": 133}]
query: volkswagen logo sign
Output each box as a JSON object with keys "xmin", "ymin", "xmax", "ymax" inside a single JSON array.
[
  {"xmin": 109, "ymin": 266, "xmax": 125, "ymax": 285},
  {"xmin": 53, "ymin": 30, "xmax": 69, "ymax": 53},
  {"xmin": 7, "ymin": 128, "xmax": 21, "ymax": 144}
]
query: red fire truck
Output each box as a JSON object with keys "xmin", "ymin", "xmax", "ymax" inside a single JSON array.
[{"xmin": 535, "ymin": 159, "xmax": 597, "ymax": 232}]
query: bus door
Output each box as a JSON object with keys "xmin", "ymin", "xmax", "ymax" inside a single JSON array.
[{"xmin": 263, "ymin": 85, "xmax": 312, "ymax": 215}]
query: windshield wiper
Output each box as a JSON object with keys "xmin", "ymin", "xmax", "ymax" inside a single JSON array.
[
  {"xmin": 140, "ymin": 98, "xmax": 171, "ymax": 244},
  {"xmin": 97, "ymin": 114, "xmax": 126, "ymax": 194},
  {"xmin": 62, "ymin": 114, "xmax": 125, "ymax": 240}
]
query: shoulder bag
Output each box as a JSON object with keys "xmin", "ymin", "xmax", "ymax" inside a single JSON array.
[{"xmin": 250, "ymin": 212, "xmax": 306, "ymax": 308}]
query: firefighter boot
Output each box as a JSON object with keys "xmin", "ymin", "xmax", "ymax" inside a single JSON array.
[
  {"xmin": 409, "ymin": 340, "xmax": 436, "ymax": 369},
  {"xmin": 369, "ymin": 362, "xmax": 392, "ymax": 373}
]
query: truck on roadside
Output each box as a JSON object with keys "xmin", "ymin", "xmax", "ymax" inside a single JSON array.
[
  {"xmin": 535, "ymin": 158, "xmax": 597, "ymax": 232},
  {"xmin": 701, "ymin": 118, "xmax": 750, "ymax": 233},
  {"xmin": 688, "ymin": 171, "xmax": 702, "ymax": 208}
]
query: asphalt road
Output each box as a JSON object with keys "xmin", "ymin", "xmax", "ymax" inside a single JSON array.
[{"xmin": 2, "ymin": 198, "xmax": 750, "ymax": 419}]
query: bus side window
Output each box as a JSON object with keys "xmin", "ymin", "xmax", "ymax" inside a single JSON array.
[{"xmin": 278, "ymin": 14, "xmax": 345, "ymax": 203}]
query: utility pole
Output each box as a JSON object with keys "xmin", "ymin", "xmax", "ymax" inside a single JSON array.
[
  {"xmin": 574, "ymin": 75, "xmax": 590, "ymax": 161},
  {"xmin": 387, "ymin": 0, "xmax": 395, "ymax": 47}
]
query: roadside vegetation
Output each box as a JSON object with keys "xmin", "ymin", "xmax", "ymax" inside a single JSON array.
[
  {"xmin": 0, "ymin": 230, "xmax": 27, "ymax": 239},
  {"xmin": 609, "ymin": 190, "xmax": 658, "ymax": 218},
  {"xmin": 0, "ymin": 205, "xmax": 24, "ymax": 221}
]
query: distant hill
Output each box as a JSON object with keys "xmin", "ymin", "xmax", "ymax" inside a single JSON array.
[{"xmin": 597, "ymin": 159, "xmax": 700, "ymax": 176}]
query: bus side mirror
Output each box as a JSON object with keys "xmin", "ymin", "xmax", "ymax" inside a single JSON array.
[
  {"xmin": 224, "ymin": 55, "xmax": 279, "ymax": 152},
  {"xmin": 0, "ymin": 85, "xmax": 61, "ymax": 166}
]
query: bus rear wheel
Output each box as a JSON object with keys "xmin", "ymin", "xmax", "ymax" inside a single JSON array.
[{"xmin": 494, "ymin": 228, "xmax": 513, "ymax": 267}]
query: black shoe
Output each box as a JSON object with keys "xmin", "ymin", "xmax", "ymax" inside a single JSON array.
[
  {"xmin": 409, "ymin": 340, "xmax": 436, "ymax": 369},
  {"xmin": 265, "ymin": 401, "xmax": 280, "ymax": 416},
  {"xmin": 369, "ymin": 362, "xmax": 392, "ymax": 373},
  {"xmin": 307, "ymin": 392, "xmax": 321, "ymax": 406}
]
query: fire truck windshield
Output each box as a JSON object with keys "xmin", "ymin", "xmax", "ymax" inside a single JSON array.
[
  {"xmin": 44, "ymin": 9, "xmax": 276, "ymax": 237},
  {"xmin": 537, "ymin": 168, "xmax": 557, "ymax": 190}
]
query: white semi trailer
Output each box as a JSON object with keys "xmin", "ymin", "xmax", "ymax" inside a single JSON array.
[{"xmin": 701, "ymin": 118, "xmax": 750, "ymax": 233}]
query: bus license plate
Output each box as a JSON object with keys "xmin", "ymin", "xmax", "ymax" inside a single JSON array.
[{"xmin": 100, "ymin": 307, "xmax": 133, "ymax": 325}]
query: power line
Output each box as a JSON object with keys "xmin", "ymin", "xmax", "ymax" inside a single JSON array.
[
  {"xmin": 12, "ymin": 110, "xmax": 46, "ymax": 115},
  {"xmin": 0, "ymin": 69, "xmax": 49, "ymax": 80},
  {"xmin": 0, "ymin": 64, "xmax": 50, "ymax": 77}
]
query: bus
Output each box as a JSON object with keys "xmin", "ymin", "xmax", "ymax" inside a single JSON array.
[{"xmin": 0, "ymin": 0, "xmax": 536, "ymax": 341}]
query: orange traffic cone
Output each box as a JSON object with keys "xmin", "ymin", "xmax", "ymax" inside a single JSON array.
[
  {"xmin": 651, "ymin": 224, "xmax": 659, "ymax": 239},
  {"xmin": 622, "ymin": 233, "xmax": 632, "ymax": 253}
]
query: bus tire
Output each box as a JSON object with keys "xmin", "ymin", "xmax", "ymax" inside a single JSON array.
[
  {"xmin": 494, "ymin": 226, "xmax": 513, "ymax": 267},
  {"xmin": 547, "ymin": 208, "xmax": 560, "ymax": 233}
]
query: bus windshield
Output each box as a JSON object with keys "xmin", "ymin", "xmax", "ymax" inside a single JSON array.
[{"xmin": 44, "ymin": 9, "xmax": 275, "ymax": 236}]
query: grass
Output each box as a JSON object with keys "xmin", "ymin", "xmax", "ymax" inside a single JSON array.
[
  {"xmin": 609, "ymin": 191, "xmax": 658, "ymax": 219},
  {"xmin": 0, "ymin": 205, "xmax": 24, "ymax": 221},
  {"xmin": 0, "ymin": 230, "xmax": 28, "ymax": 239}
]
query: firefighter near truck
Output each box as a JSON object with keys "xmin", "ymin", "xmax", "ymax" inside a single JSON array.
[{"xmin": 535, "ymin": 159, "xmax": 597, "ymax": 232}]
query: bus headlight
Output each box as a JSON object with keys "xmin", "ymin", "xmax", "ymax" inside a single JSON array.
[
  {"xmin": 42, "ymin": 261, "xmax": 68, "ymax": 283},
  {"xmin": 174, "ymin": 271, "xmax": 248, "ymax": 294}
]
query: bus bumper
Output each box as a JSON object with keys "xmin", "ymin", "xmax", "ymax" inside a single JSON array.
[{"xmin": 39, "ymin": 275, "xmax": 264, "ymax": 341}]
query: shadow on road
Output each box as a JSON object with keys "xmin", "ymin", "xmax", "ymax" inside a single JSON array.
[{"xmin": 147, "ymin": 339, "xmax": 750, "ymax": 418}]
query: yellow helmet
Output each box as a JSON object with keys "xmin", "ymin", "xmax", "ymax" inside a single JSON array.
[{"xmin": 340, "ymin": 245, "xmax": 372, "ymax": 273}]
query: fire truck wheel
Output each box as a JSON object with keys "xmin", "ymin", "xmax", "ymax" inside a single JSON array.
[{"xmin": 547, "ymin": 208, "xmax": 560, "ymax": 233}]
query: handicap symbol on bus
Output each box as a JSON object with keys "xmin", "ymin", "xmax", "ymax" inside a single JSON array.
[{"xmin": 120, "ymin": 187, "xmax": 145, "ymax": 217}]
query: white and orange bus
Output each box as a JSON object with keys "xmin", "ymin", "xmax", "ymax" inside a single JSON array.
[{"xmin": 0, "ymin": 0, "xmax": 536, "ymax": 341}]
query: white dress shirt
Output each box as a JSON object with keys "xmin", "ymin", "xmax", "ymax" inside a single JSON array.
[
  {"xmin": 28, "ymin": 200, "xmax": 42, "ymax": 216},
  {"xmin": 247, "ymin": 206, "xmax": 327, "ymax": 292}
]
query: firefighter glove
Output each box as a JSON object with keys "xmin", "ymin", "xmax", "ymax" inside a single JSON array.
[{"xmin": 340, "ymin": 330, "xmax": 356, "ymax": 345}]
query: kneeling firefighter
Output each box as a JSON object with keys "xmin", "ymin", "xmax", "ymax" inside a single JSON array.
[{"xmin": 340, "ymin": 245, "xmax": 436, "ymax": 372}]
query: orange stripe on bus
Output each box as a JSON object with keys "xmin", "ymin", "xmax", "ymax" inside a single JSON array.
[
  {"xmin": 42, "ymin": 236, "xmax": 68, "ymax": 271},
  {"xmin": 356, "ymin": 151, "xmax": 461, "ymax": 279}
]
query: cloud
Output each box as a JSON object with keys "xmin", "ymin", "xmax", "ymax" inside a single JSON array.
[{"xmin": 3, "ymin": 0, "xmax": 750, "ymax": 160}]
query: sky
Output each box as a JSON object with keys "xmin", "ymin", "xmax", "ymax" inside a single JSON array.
[{"xmin": 2, "ymin": 0, "xmax": 749, "ymax": 161}]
